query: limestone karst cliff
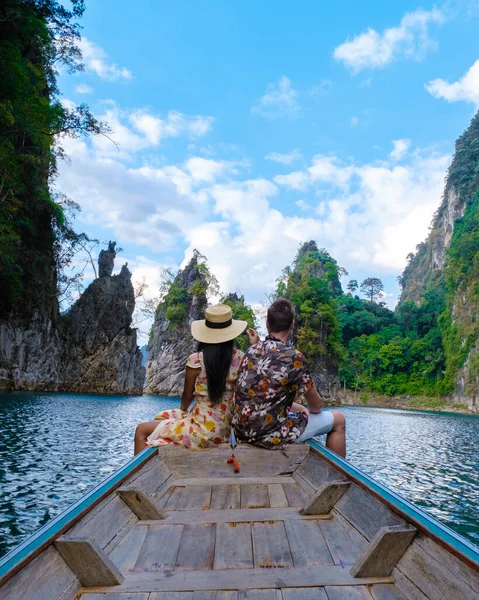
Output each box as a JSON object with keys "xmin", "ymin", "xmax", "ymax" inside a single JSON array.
[
  {"xmin": 277, "ymin": 241, "xmax": 342, "ymax": 401},
  {"xmin": 399, "ymin": 111, "xmax": 479, "ymax": 411},
  {"xmin": 0, "ymin": 242, "xmax": 145, "ymax": 394},
  {"xmin": 145, "ymin": 254, "xmax": 208, "ymax": 396}
]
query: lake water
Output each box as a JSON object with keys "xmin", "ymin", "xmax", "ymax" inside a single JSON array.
[{"xmin": 0, "ymin": 392, "xmax": 478, "ymax": 558}]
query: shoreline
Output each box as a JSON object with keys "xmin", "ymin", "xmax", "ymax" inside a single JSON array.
[{"xmin": 340, "ymin": 391, "xmax": 478, "ymax": 415}]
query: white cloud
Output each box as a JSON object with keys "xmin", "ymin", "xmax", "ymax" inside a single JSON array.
[
  {"xmin": 57, "ymin": 100, "xmax": 451, "ymax": 309},
  {"xmin": 75, "ymin": 84, "xmax": 92, "ymax": 94},
  {"xmin": 350, "ymin": 116, "xmax": 359, "ymax": 127},
  {"xmin": 265, "ymin": 148, "xmax": 302, "ymax": 165},
  {"xmin": 251, "ymin": 76, "xmax": 300, "ymax": 118},
  {"xmin": 309, "ymin": 80, "xmax": 332, "ymax": 97},
  {"xmin": 334, "ymin": 7, "xmax": 445, "ymax": 72},
  {"xmin": 89, "ymin": 102, "xmax": 213, "ymax": 158},
  {"xmin": 389, "ymin": 139, "xmax": 411, "ymax": 161},
  {"xmin": 425, "ymin": 59, "xmax": 479, "ymax": 106},
  {"xmin": 79, "ymin": 37, "xmax": 132, "ymax": 81}
]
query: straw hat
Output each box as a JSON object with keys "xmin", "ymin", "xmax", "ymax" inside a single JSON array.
[{"xmin": 191, "ymin": 304, "xmax": 247, "ymax": 344}]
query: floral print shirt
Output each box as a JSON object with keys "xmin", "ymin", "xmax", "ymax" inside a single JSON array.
[{"xmin": 232, "ymin": 335, "xmax": 313, "ymax": 448}]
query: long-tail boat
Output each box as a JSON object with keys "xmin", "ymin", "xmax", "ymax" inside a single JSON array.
[{"xmin": 0, "ymin": 440, "xmax": 478, "ymax": 599}]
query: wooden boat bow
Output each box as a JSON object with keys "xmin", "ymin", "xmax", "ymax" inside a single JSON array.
[{"xmin": 0, "ymin": 442, "xmax": 478, "ymax": 599}]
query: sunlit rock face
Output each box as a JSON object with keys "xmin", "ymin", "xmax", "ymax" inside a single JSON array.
[
  {"xmin": 0, "ymin": 250, "xmax": 145, "ymax": 394},
  {"xmin": 59, "ymin": 264, "xmax": 145, "ymax": 394},
  {"xmin": 145, "ymin": 256, "xmax": 207, "ymax": 396},
  {"xmin": 399, "ymin": 111, "xmax": 479, "ymax": 412}
]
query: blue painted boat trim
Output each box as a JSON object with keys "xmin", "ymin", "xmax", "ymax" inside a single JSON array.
[
  {"xmin": 0, "ymin": 446, "xmax": 157, "ymax": 585},
  {"xmin": 307, "ymin": 439, "xmax": 479, "ymax": 570}
]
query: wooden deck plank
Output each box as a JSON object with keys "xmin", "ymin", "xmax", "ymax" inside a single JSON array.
[
  {"xmin": 125, "ymin": 460, "xmax": 172, "ymax": 496},
  {"xmin": 134, "ymin": 524, "xmax": 183, "ymax": 571},
  {"xmin": 0, "ymin": 546, "xmax": 79, "ymax": 600},
  {"xmin": 214, "ymin": 523, "xmax": 253, "ymax": 570},
  {"xmin": 158, "ymin": 444, "xmax": 309, "ymax": 478},
  {"xmin": 415, "ymin": 534, "xmax": 479, "ymax": 594},
  {"xmin": 69, "ymin": 495, "xmax": 135, "ymax": 550},
  {"xmin": 282, "ymin": 482, "xmax": 309, "ymax": 507},
  {"xmin": 150, "ymin": 594, "xmax": 193, "ymax": 599},
  {"xmin": 151, "ymin": 474, "xmax": 175, "ymax": 501},
  {"xmin": 176, "ymin": 524, "xmax": 216, "ymax": 571},
  {"xmin": 295, "ymin": 452, "xmax": 346, "ymax": 488},
  {"xmin": 176, "ymin": 477, "xmax": 293, "ymax": 486},
  {"xmin": 179, "ymin": 486, "xmax": 212, "ymax": 511},
  {"xmin": 164, "ymin": 487, "xmax": 185, "ymax": 510},
  {"xmin": 89, "ymin": 594, "xmax": 149, "ymax": 600},
  {"xmin": 350, "ymin": 526, "xmax": 416, "ymax": 578},
  {"xmin": 252, "ymin": 521, "xmax": 293, "ymax": 568},
  {"xmin": 210, "ymin": 485, "xmax": 229, "ymax": 510},
  {"xmin": 282, "ymin": 588, "xmax": 328, "ymax": 600},
  {"xmin": 108, "ymin": 525, "xmax": 148, "ymax": 572},
  {"xmin": 391, "ymin": 568, "xmax": 429, "ymax": 600},
  {"xmin": 319, "ymin": 511, "xmax": 368, "ymax": 567},
  {"xmin": 284, "ymin": 520, "xmax": 334, "ymax": 567},
  {"xmin": 397, "ymin": 540, "xmax": 478, "ymax": 600},
  {"xmin": 192, "ymin": 593, "xmax": 216, "ymax": 600},
  {"xmin": 216, "ymin": 592, "xmax": 238, "ymax": 599},
  {"xmin": 137, "ymin": 507, "xmax": 331, "ymax": 525},
  {"xmin": 300, "ymin": 481, "xmax": 350, "ymax": 515},
  {"xmin": 117, "ymin": 489, "xmax": 166, "ymax": 520},
  {"xmin": 268, "ymin": 484, "xmax": 288, "ymax": 508},
  {"xmin": 82, "ymin": 567, "xmax": 393, "ymax": 593},
  {"xmin": 324, "ymin": 586, "xmax": 373, "ymax": 599},
  {"xmin": 225, "ymin": 485, "xmax": 241, "ymax": 509},
  {"xmin": 54, "ymin": 538, "xmax": 124, "ymax": 587},
  {"xmin": 335, "ymin": 483, "xmax": 406, "ymax": 541},
  {"xmin": 240, "ymin": 485, "xmax": 270, "ymax": 509},
  {"xmin": 370, "ymin": 584, "xmax": 408, "ymax": 600},
  {"xmin": 156, "ymin": 485, "xmax": 174, "ymax": 508},
  {"xmin": 292, "ymin": 472, "xmax": 317, "ymax": 497},
  {"xmin": 238, "ymin": 591, "xmax": 282, "ymax": 599}
]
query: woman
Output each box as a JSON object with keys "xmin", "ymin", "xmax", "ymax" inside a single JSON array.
[{"xmin": 134, "ymin": 304, "xmax": 259, "ymax": 454}]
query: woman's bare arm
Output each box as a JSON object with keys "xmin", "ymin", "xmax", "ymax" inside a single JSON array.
[{"xmin": 180, "ymin": 366, "xmax": 201, "ymax": 411}]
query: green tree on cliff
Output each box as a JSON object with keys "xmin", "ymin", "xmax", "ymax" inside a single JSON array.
[
  {"xmin": 360, "ymin": 277, "xmax": 384, "ymax": 302},
  {"xmin": 0, "ymin": 0, "xmax": 108, "ymax": 318},
  {"xmin": 275, "ymin": 241, "xmax": 343, "ymax": 364}
]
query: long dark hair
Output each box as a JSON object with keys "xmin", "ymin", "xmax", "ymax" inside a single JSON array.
[{"xmin": 197, "ymin": 340, "xmax": 234, "ymax": 404}]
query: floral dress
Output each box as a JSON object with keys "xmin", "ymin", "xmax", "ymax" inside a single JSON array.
[{"xmin": 147, "ymin": 348, "xmax": 244, "ymax": 448}]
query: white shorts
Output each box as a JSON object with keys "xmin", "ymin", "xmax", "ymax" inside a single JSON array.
[{"xmin": 295, "ymin": 410, "xmax": 335, "ymax": 442}]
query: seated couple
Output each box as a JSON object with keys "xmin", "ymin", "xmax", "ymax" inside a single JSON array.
[{"xmin": 134, "ymin": 299, "xmax": 346, "ymax": 457}]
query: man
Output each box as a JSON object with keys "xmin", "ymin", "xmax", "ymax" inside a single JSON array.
[{"xmin": 232, "ymin": 298, "xmax": 346, "ymax": 456}]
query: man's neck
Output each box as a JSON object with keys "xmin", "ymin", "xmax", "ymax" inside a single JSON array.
[{"xmin": 268, "ymin": 330, "xmax": 290, "ymax": 344}]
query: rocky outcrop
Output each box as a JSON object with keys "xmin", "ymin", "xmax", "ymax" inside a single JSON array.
[
  {"xmin": 398, "ymin": 111, "xmax": 479, "ymax": 412},
  {"xmin": 145, "ymin": 255, "xmax": 207, "ymax": 396},
  {"xmin": 0, "ymin": 246, "xmax": 145, "ymax": 394},
  {"xmin": 399, "ymin": 186, "xmax": 465, "ymax": 304},
  {"xmin": 59, "ymin": 264, "xmax": 144, "ymax": 394}
]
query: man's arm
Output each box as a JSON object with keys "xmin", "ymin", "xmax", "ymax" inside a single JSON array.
[
  {"xmin": 246, "ymin": 328, "xmax": 260, "ymax": 345},
  {"xmin": 303, "ymin": 386, "xmax": 324, "ymax": 414}
]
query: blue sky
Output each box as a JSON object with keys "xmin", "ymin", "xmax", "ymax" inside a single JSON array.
[{"xmin": 57, "ymin": 1, "xmax": 479, "ymax": 340}]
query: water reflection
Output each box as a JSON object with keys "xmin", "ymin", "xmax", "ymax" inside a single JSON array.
[{"xmin": 0, "ymin": 394, "xmax": 478, "ymax": 557}]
